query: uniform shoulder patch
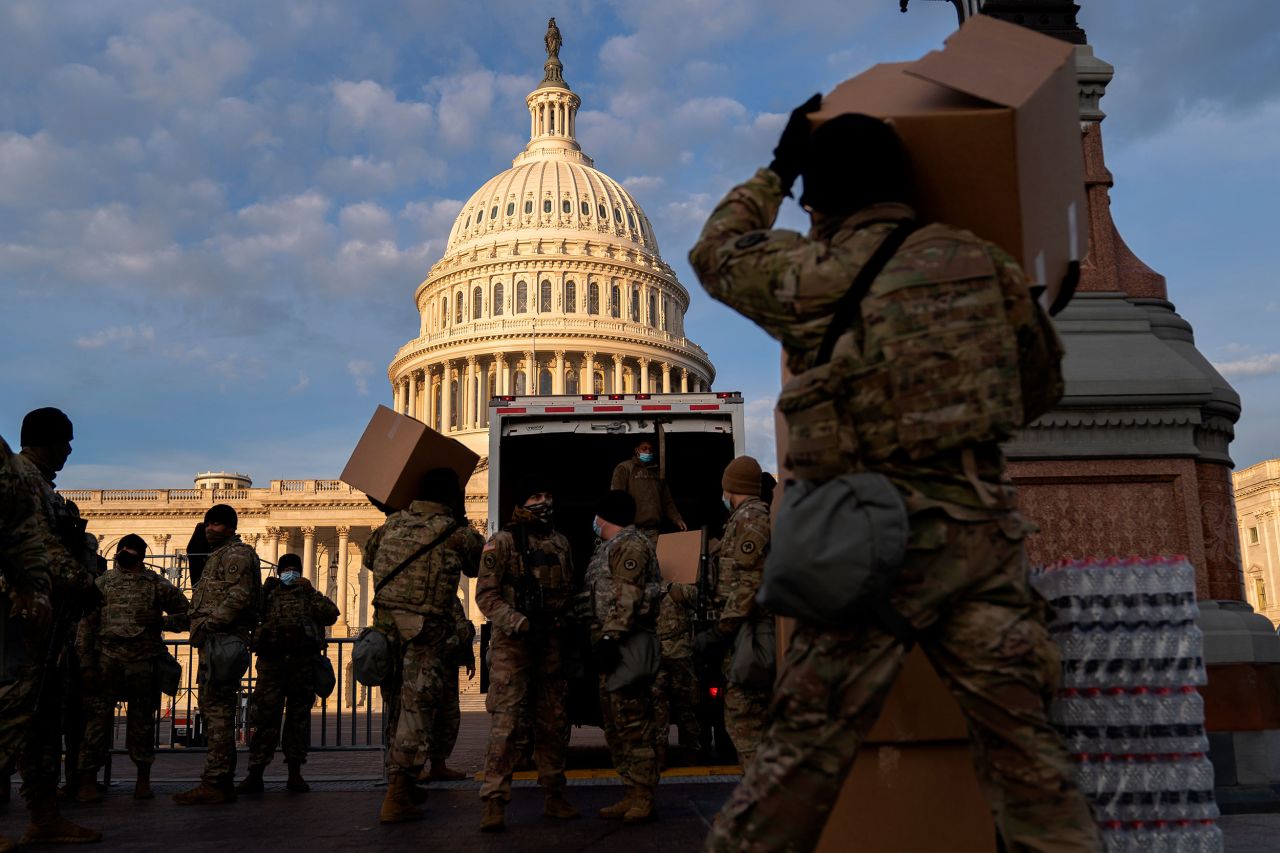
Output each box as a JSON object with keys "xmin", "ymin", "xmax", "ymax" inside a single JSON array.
[{"xmin": 735, "ymin": 232, "xmax": 768, "ymax": 250}]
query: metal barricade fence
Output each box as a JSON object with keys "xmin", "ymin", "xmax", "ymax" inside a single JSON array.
[{"xmin": 106, "ymin": 637, "xmax": 385, "ymax": 764}]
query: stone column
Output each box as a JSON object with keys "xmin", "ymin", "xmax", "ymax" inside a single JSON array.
[
  {"xmin": 613, "ymin": 355, "xmax": 622, "ymax": 393},
  {"xmin": 464, "ymin": 356, "xmax": 477, "ymax": 430},
  {"xmin": 406, "ymin": 370, "xmax": 417, "ymax": 420},
  {"xmin": 335, "ymin": 526, "xmax": 351, "ymax": 632},
  {"xmin": 264, "ymin": 527, "xmax": 281, "ymax": 563},
  {"xmin": 553, "ymin": 350, "xmax": 565, "ymax": 394},
  {"xmin": 426, "ymin": 367, "xmax": 437, "ymax": 429},
  {"xmin": 524, "ymin": 351, "xmax": 535, "ymax": 395},
  {"xmin": 301, "ymin": 527, "xmax": 316, "ymax": 584},
  {"xmin": 496, "ymin": 353, "xmax": 508, "ymax": 395},
  {"xmin": 680, "ymin": 367, "xmax": 689, "ymax": 393},
  {"xmin": 640, "ymin": 360, "xmax": 649, "ymax": 393},
  {"xmin": 661, "ymin": 362, "xmax": 671, "ymax": 394},
  {"xmin": 441, "ymin": 362, "xmax": 453, "ymax": 431},
  {"xmin": 581, "ymin": 352, "xmax": 595, "ymax": 394},
  {"xmin": 151, "ymin": 533, "xmax": 171, "ymax": 558}
]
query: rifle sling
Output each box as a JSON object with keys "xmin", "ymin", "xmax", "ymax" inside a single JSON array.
[{"xmin": 374, "ymin": 521, "xmax": 461, "ymax": 594}]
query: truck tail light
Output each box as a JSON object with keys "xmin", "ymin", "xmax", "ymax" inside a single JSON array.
[
  {"xmin": 581, "ymin": 394, "xmax": 598, "ymax": 401},
  {"xmin": 708, "ymin": 686, "xmax": 721, "ymax": 699}
]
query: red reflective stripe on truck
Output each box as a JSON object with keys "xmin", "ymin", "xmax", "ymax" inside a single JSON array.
[
  {"xmin": 592, "ymin": 406, "xmax": 624, "ymax": 412},
  {"xmin": 543, "ymin": 406, "xmax": 575, "ymax": 413},
  {"xmin": 689, "ymin": 404, "xmax": 720, "ymax": 411},
  {"xmin": 640, "ymin": 405, "xmax": 672, "ymax": 411},
  {"xmin": 496, "ymin": 407, "xmax": 527, "ymax": 414}
]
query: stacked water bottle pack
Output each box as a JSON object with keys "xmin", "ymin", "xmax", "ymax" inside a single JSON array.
[{"xmin": 1032, "ymin": 556, "xmax": 1223, "ymax": 853}]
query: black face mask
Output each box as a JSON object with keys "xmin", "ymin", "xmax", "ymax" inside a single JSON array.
[
  {"xmin": 204, "ymin": 529, "xmax": 232, "ymax": 548},
  {"xmin": 115, "ymin": 552, "xmax": 142, "ymax": 568}
]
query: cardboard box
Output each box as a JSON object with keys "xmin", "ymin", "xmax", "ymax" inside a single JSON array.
[
  {"xmin": 340, "ymin": 405, "xmax": 479, "ymax": 511},
  {"xmin": 813, "ymin": 14, "xmax": 1086, "ymax": 304},
  {"xmin": 656, "ymin": 530, "xmax": 703, "ymax": 584}
]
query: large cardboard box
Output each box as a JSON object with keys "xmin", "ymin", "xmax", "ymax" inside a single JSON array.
[
  {"xmin": 656, "ymin": 530, "xmax": 702, "ymax": 584},
  {"xmin": 340, "ymin": 405, "xmax": 480, "ymax": 511},
  {"xmin": 813, "ymin": 14, "xmax": 1085, "ymax": 304}
]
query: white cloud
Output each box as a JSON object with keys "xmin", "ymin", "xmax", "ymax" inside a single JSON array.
[
  {"xmin": 1215, "ymin": 353, "xmax": 1280, "ymax": 379},
  {"xmin": 104, "ymin": 8, "xmax": 253, "ymax": 107},
  {"xmin": 288, "ymin": 371, "xmax": 310, "ymax": 395},
  {"xmin": 74, "ymin": 324, "xmax": 156, "ymax": 351},
  {"xmin": 348, "ymin": 360, "xmax": 374, "ymax": 396},
  {"xmin": 742, "ymin": 396, "xmax": 779, "ymax": 475},
  {"xmin": 339, "ymin": 202, "xmax": 394, "ymax": 241}
]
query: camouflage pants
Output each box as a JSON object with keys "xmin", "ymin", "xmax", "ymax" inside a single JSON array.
[
  {"xmin": 79, "ymin": 654, "xmax": 159, "ymax": 771},
  {"xmin": 385, "ymin": 635, "xmax": 446, "ymax": 777},
  {"xmin": 197, "ymin": 651, "xmax": 240, "ymax": 785},
  {"xmin": 723, "ymin": 678, "xmax": 769, "ymax": 769},
  {"xmin": 706, "ymin": 512, "xmax": 1101, "ymax": 853},
  {"xmin": 430, "ymin": 664, "xmax": 460, "ymax": 764},
  {"xmin": 653, "ymin": 656, "xmax": 702, "ymax": 764},
  {"xmin": 480, "ymin": 629, "xmax": 567, "ymax": 800},
  {"xmin": 0, "ymin": 655, "xmax": 63, "ymax": 804},
  {"xmin": 247, "ymin": 654, "xmax": 315, "ymax": 768},
  {"xmin": 599, "ymin": 674, "xmax": 657, "ymax": 793}
]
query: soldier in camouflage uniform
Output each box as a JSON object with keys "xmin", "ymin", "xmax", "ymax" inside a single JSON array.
[
  {"xmin": 76, "ymin": 534, "xmax": 189, "ymax": 802},
  {"xmin": 0, "ymin": 433, "xmax": 62, "ymax": 852},
  {"xmin": 693, "ymin": 456, "xmax": 772, "ymax": 768},
  {"xmin": 423, "ymin": 595, "xmax": 474, "ymax": 783},
  {"xmin": 690, "ymin": 104, "xmax": 1099, "ymax": 851},
  {"xmin": 175, "ymin": 503, "xmax": 263, "ymax": 805},
  {"xmin": 236, "ymin": 552, "xmax": 339, "ymax": 795},
  {"xmin": 653, "ymin": 579, "xmax": 700, "ymax": 767},
  {"xmin": 476, "ymin": 486, "xmax": 578, "ymax": 832},
  {"xmin": 7, "ymin": 410, "xmax": 101, "ymax": 845},
  {"xmin": 366, "ymin": 469, "xmax": 483, "ymax": 824},
  {"xmin": 584, "ymin": 490, "xmax": 662, "ymax": 823},
  {"xmin": 610, "ymin": 439, "xmax": 686, "ymax": 542}
]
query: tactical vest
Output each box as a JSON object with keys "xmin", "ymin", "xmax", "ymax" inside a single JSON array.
[
  {"xmin": 99, "ymin": 570, "xmax": 160, "ymax": 642},
  {"xmin": 256, "ymin": 582, "xmax": 321, "ymax": 655},
  {"xmin": 507, "ymin": 525, "xmax": 573, "ymax": 591},
  {"xmin": 373, "ymin": 513, "xmax": 465, "ymax": 618},
  {"xmin": 778, "ymin": 224, "xmax": 1024, "ymax": 480},
  {"xmin": 190, "ymin": 541, "xmax": 262, "ymax": 631}
]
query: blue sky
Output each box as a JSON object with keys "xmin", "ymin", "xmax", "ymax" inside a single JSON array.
[{"xmin": 1, "ymin": 1, "xmax": 1277, "ymax": 487}]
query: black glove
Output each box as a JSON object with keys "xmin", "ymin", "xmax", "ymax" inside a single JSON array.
[
  {"xmin": 769, "ymin": 93, "xmax": 823, "ymax": 196},
  {"xmin": 591, "ymin": 636, "xmax": 620, "ymax": 672},
  {"xmin": 693, "ymin": 627, "xmax": 725, "ymax": 659}
]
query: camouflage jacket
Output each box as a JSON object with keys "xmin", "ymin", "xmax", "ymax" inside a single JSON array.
[
  {"xmin": 446, "ymin": 596, "xmax": 476, "ymax": 669},
  {"xmin": 13, "ymin": 450, "xmax": 95, "ymax": 598},
  {"xmin": 365, "ymin": 500, "xmax": 483, "ymax": 644},
  {"xmin": 189, "ymin": 536, "xmax": 262, "ymax": 646},
  {"xmin": 656, "ymin": 581, "xmax": 696, "ymax": 660},
  {"xmin": 77, "ymin": 568, "xmax": 190, "ymax": 664},
  {"xmin": 0, "ymin": 435, "xmax": 50, "ymax": 596},
  {"xmin": 689, "ymin": 168, "xmax": 1064, "ymax": 515},
  {"xmin": 610, "ymin": 458, "xmax": 683, "ymax": 530},
  {"xmin": 476, "ymin": 508, "xmax": 575, "ymax": 636},
  {"xmin": 254, "ymin": 577, "xmax": 339, "ymax": 656},
  {"xmin": 714, "ymin": 497, "xmax": 771, "ymax": 638},
  {"xmin": 584, "ymin": 526, "xmax": 660, "ymax": 644}
]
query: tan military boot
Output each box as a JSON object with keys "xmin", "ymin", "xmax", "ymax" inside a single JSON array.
[
  {"xmin": 74, "ymin": 772, "xmax": 102, "ymax": 804},
  {"xmin": 172, "ymin": 781, "xmax": 229, "ymax": 805},
  {"xmin": 379, "ymin": 773, "xmax": 423, "ymax": 824},
  {"xmin": 286, "ymin": 762, "xmax": 310, "ymax": 793},
  {"xmin": 133, "ymin": 763, "xmax": 153, "ymax": 800},
  {"xmin": 235, "ymin": 765, "xmax": 265, "ymax": 795},
  {"xmin": 598, "ymin": 786, "xmax": 636, "ymax": 820},
  {"xmin": 543, "ymin": 789, "xmax": 579, "ymax": 819},
  {"xmin": 479, "ymin": 797, "xmax": 505, "ymax": 832},
  {"xmin": 623, "ymin": 787, "xmax": 656, "ymax": 823},
  {"xmin": 19, "ymin": 795, "xmax": 102, "ymax": 844}
]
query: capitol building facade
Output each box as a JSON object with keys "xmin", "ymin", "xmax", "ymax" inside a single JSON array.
[{"xmin": 61, "ymin": 27, "xmax": 714, "ymax": 638}]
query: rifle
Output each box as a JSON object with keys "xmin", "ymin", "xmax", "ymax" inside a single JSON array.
[
  {"xmin": 694, "ymin": 526, "xmax": 718, "ymax": 633},
  {"xmin": 511, "ymin": 524, "xmax": 546, "ymax": 635}
]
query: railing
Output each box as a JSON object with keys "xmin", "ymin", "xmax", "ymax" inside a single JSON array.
[
  {"xmin": 315, "ymin": 480, "xmax": 345, "ymax": 492},
  {"xmin": 102, "ymin": 490, "xmax": 158, "ymax": 501},
  {"xmin": 60, "ymin": 481, "xmax": 367, "ymax": 505},
  {"xmin": 104, "ymin": 637, "xmax": 385, "ymax": 780},
  {"xmin": 279, "ymin": 481, "xmax": 306, "ymax": 492}
]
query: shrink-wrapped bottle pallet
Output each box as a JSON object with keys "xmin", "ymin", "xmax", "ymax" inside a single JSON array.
[{"xmin": 1032, "ymin": 557, "xmax": 1223, "ymax": 853}]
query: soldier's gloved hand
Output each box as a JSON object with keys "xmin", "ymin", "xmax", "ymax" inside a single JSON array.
[
  {"xmin": 769, "ymin": 93, "xmax": 823, "ymax": 196},
  {"xmin": 570, "ymin": 591, "xmax": 594, "ymax": 623},
  {"xmin": 693, "ymin": 627, "xmax": 725, "ymax": 658},
  {"xmin": 11, "ymin": 586, "xmax": 51, "ymax": 634},
  {"xmin": 591, "ymin": 635, "xmax": 620, "ymax": 672},
  {"xmin": 512, "ymin": 614, "xmax": 530, "ymax": 635}
]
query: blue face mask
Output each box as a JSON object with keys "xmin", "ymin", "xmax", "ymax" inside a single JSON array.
[
  {"xmin": 722, "ymin": 496, "xmax": 732, "ymax": 511},
  {"xmin": 638, "ymin": 452, "xmax": 654, "ymax": 464},
  {"xmin": 592, "ymin": 518, "xmax": 603, "ymax": 538},
  {"xmin": 280, "ymin": 570, "xmax": 301, "ymax": 586}
]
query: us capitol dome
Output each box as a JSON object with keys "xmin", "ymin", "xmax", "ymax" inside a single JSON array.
[{"xmin": 386, "ymin": 19, "xmax": 716, "ymax": 468}]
